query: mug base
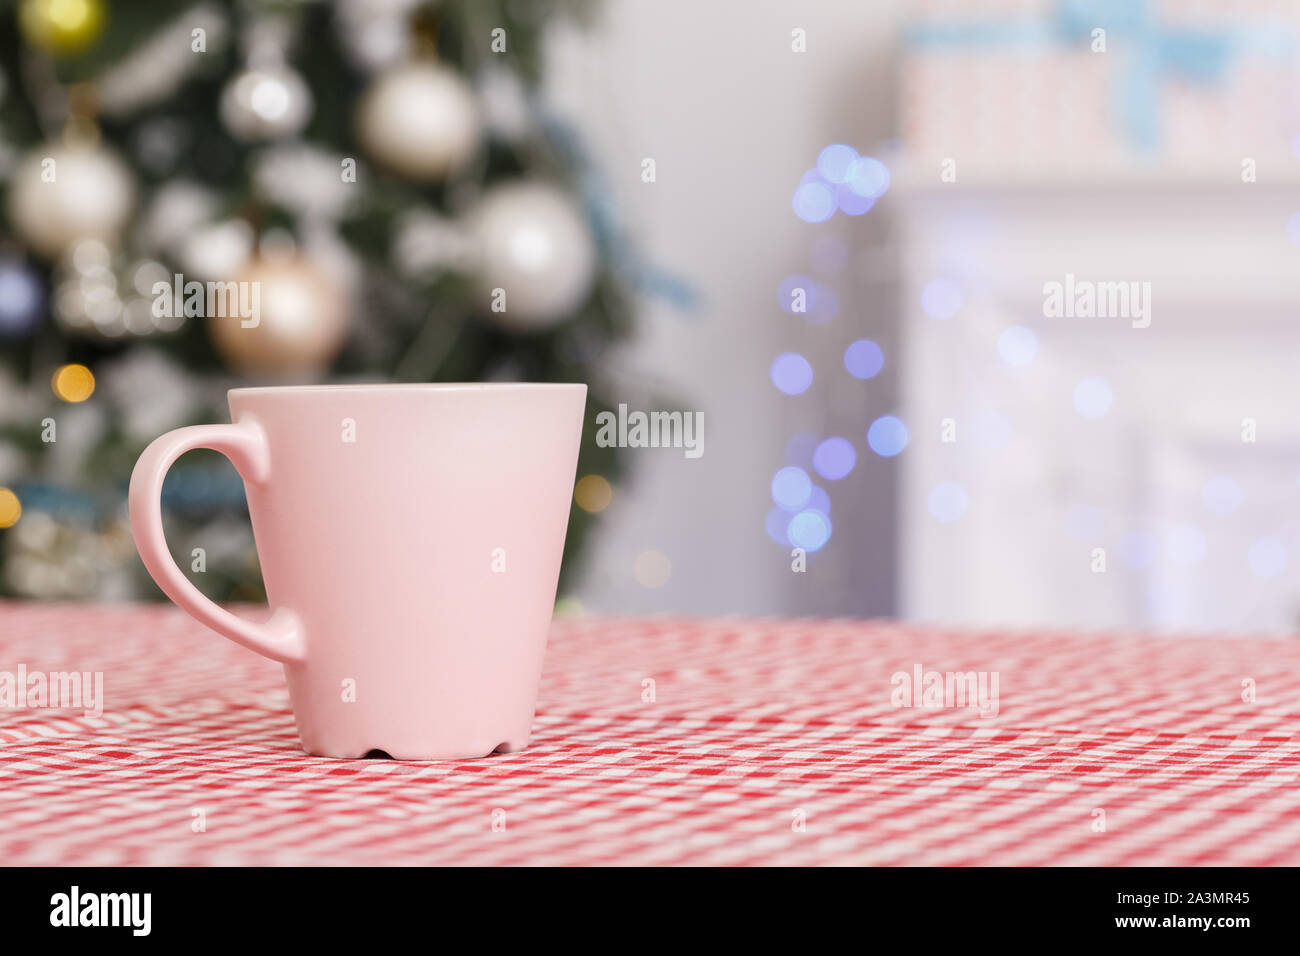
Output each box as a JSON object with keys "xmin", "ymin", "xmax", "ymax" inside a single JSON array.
[{"xmin": 299, "ymin": 736, "xmax": 531, "ymax": 761}]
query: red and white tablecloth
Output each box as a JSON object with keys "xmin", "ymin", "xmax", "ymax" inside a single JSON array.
[{"xmin": 1, "ymin": 602, "xmax": 1299, "ymax": 866}]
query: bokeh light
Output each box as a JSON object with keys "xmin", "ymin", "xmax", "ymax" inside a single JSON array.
[
  {"xmin": 778, "ymin": 274, "xmax": 814, "ymax": 314},
  {"xmin": 775, "ymin": 276, "xmax": 837, "ymax": 324},
  {"xmin": 817, "ymin": 144, "xmax": 858, "ymax": 184},
  {"xmin": 835, "ymin": 185, "xmax": 875, "ymax": 216},
  {"xmin": 1120, "ymin": 529, "xmax": 1156, "ymax": 569},
  {"xmin": 997, "ymin": 325, "xmax": 1038, "ymax": 367},
  {"xmin": 1073, "ymin": 376, "xmax": 1112, "ymax": 420},
  {"xmin": 0, "ymin": 487, "xmax": 20, "ymax": 529},
  {"xmin": 771, "ymin": 466, "xmax": 813, "ymax": 511},
  {"xmin": 807, "ymin": 486, "xmax": 831, "ymax": 515},
  {"xmin": 51, "ymin": 363, "xmax": 95, "ymax": 403},
  {"xmin": 0, "ymin": 264, "xmax": 43, "ymax": 336},
  {"xmin": 867, "ymin": 415, "xmax": 909, "ymax": 457},
  {"xmin": 787, "ymin": 510, "xmax": 832, "ymax": 552},
  {"xmin": 1167, "ymin": 524, "xmax": 1207, "ymax": 565},
  {"xmin": 633, "ymin": 549, "xmax": 673, "ymax": 589},
  {"xmin": 573, "ymin": 474, "xmax": 613, "ymax": 513},
  {"xmin": 808, "ymin": 284, "xmax": 839, "ymax": 324},
  {"xmin": 766, "ymin": 507, "xmax": 792, "ymax": 545},
  {"xmin": 1202, "ymin": 476, "xmax": 1242, "ymax": 516},
  {"xmin": 812, "ymin": 437, "xmax": 856, "ymax": 481},
  {"xmin": 792, "ymin": 181, "xmax": 835, "ymax": 223},
  {"xmin": 920, "ymin": 278, "xmax": 963, "ymax": 320},
  {"xmin": 783, "ymin": 431, "xmax": 819, "ymax": 467},
  {"xmin": 1248, "ymin": 537, "xmax": 1286, "ymax": 578},
  {"xmin": 844, "ymin": 339, "xmax": 884, "ymax": 379},
  {"xmin": 770, "ymin": 352, "xmax": 814, "ymax": 395},
  {"xmin": 927, "ymin": 482, "xmax": 969, "ymax": 523},
  {"xmin": 844, "ymin": 156, "xmax": 890, "ymax": 198}
]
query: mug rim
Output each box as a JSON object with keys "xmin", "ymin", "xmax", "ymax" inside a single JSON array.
[{"xmin": 229, "ymin": 382, "xmax": 587, "ymax": 397}]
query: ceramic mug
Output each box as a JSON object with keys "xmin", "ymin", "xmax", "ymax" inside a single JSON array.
[{"xmin": 129, "ymin": 383, "xmax": 586, "ymax": 759}]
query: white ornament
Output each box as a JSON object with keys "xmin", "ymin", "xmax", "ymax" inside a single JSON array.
[
  {"xmin": 220, "ymin": 65, "xmax": 313, "ymax": 141},
  {"xmin": 6, "ymin": 143, "xmax": 136, "ymax": 259},
  {"xmin": 179, "ymin": 219, "xmax": 255, "ymax": 280},
  {"xmin": 356, "ymin": 62, "xmax": 481, "ymax": 182},
  {"xmin": 470, "ymin": 181, "xmax": 597, "ymax": 330}
]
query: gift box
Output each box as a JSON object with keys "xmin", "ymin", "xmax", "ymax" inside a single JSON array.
[{"xmin": 899, "ymin": 0, "xmax": 1300, "ymax": 179}]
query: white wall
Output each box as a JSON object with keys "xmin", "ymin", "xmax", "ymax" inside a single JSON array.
[{"xmin": 546, "ymin": 0, "xmax": 905, "ymax": 614}]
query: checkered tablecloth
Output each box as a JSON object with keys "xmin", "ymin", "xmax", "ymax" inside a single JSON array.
[{"xmin": 2, "ymin": 602, "xmax": 1299, "ymax": 865}]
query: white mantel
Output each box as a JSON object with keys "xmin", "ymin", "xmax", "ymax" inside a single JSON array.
[{"xmin": 894, "ymin": 172, "xmax": 1300, "ymax": 633}]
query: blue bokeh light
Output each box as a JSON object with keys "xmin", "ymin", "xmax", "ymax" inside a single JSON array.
[
  {"xmin": 845, "ymin": 156, "xmax": 890, "ymax": 199},
  {"xmin": 867, "ymin": 415, "xmax": 909, "ymax": 457},
  {"xmin": 808, "ymin": 284, "xmax": 839, "ymax": 323},
  {"xmin": 765, "ymin": 507, "xmax": 792, "ymax": 545},
  {"xmin": 788, "ymin": 510, "xmax": 832, "ymax": 552},
  {"xmin": 1073, "ymin": 377, "xmax": 1113, "ymax": 420},
  {"xmin": 778, "ymin": 274, "xmax": 814, "ymax": 314},
  {"xmin": 1202, "ymin": 476, "xmax": 1242, "ymax": 516},
  {"xmin": 835, "ymin": 185, "xmax": 875, "ymax": 216},
  {"xmin": 1248, "ymin": 537, "xmax": 1286, "ymax": 577},
  {"xmin": 920, "ymin": 278, "xmax": 963, "ymax": 320},
  {"xmin": 844, "ymin": 339, "xmax": 885, "ymax": 379},
  {"xmin": 771, "ymin": 352, "xmax": 814, "ymax": 395},
  {"xmin": 807, "ymin": 485, "xmax": 831, "ymax": 515},
  {"xmin": 783, "ymin": 431, "xmax": 819, "ymax": 467},
  {"xmin": 1120, "ymin": 529, "xmax": 1156, "ymax": 570},
  {"xmin": 812, "ymin": 437, "xmax": 856, "ymax": 481},
  {"xmin": 0, "ymin": 263, "xmax": 43, "ymax": 336},
  {"xmin": 997, "ymin": 325, "xmax": 1038, "ymax": 367},
  {"xmin": 817, "ymin": 144, "xmax": 859, "ymax": 184},
  {"xmin": 793, "ymin": 181, "xmax": 836, "ymax": 223},
  {"xmin": 771, "ymin": 466, "xmax": 813, "ymax": 511}
]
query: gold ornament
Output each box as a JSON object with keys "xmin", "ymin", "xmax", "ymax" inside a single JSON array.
[
  {"xmin": 208, "ymin": 256, "xmax": 348, "ymax": 375},
  {"xmin": 19, "ymin": 0, "xmax": 105, "ymax": 55}
]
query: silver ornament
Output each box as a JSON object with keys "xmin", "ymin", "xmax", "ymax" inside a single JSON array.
[{"xmin": 220, "ymin": 65, "xmax": 314, "ymax": 141}]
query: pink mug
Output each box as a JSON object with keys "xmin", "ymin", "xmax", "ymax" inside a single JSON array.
[{"xmin": 129, "ymin": 383, "xmax": 586, "ymax": 759}]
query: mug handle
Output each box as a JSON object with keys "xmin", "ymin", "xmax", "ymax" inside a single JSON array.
[{"xmin": 128, "ymin": 421, "xmax": 306, "ymax": 664}]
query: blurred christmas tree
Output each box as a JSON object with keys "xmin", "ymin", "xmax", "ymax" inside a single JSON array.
[{"xmin": 0, "ymin": 0, "xmax": 642, "ymax": 601}]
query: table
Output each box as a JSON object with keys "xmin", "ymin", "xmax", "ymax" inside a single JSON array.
[{"xmin": 1, "ymin": 602, "xmax": 1298, "ymax": 865}]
